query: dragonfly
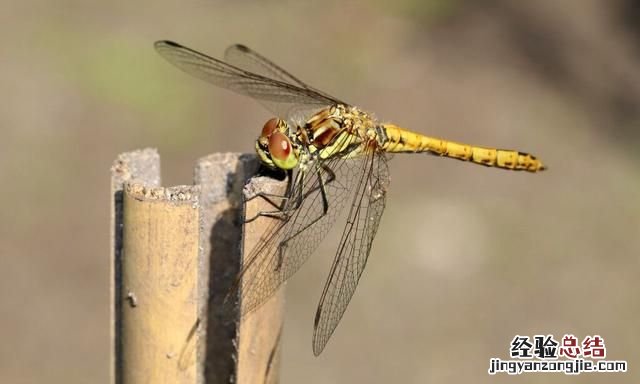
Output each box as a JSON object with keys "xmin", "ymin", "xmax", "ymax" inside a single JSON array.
[{"xmin": 154, "ymin": 40, "xmax": 546, "ymax": 356}]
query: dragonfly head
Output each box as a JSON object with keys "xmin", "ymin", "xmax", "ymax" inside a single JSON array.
[{"xmin": 255, "ymin": 118, "xmax": 300, "ymax": 170}]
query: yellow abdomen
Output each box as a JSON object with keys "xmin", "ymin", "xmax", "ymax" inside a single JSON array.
[{"xmin": 380, "ymin": 124, "xmax": 546, "ymax": 172}]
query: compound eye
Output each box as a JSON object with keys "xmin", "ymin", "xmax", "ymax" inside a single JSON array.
[
  {"xmin": 268, "ymin": 131, "xmax": 298, "ymax": 170},
  {"xmin": 268, "ymin": 131, "xmax": 291, "ymax": 159},
  {"xmin": 261, "ymin": 117, "xmax": 280, "ymax": 137}
]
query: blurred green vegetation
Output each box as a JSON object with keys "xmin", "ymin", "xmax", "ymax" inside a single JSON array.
[{"xmin": 377, "ymin": 0, "xmax": 462, "ymax": 23}]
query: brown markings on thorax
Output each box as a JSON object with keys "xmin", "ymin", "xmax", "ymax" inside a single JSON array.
[{"xmin": 301, "ymin": 104, "xmax": 374, "ymax": 150}]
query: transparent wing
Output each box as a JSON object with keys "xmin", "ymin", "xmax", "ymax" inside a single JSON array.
[
  {"xmin": 223, "ymin": 44, "xmax": 348, "ymax": 119},
  {"xmin": 238, "ymin": 132, "xmax": 365, "ymax": 317},
  {"xmin": 312, "ymin": 148, "xmax": 389, "ymax": 356},
  {"xmin": 224, "ymin": 44, "xmax": 310, "ymax": 88},
  {"xmin": 155, "ymin": 40, "xmax": 344, "ymax": 120}
]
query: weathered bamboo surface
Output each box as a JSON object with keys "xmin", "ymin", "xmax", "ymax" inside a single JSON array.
[
  {"xmin": 121, "ymin": 182, "xmax": 200, "ymax": 383},
  {"xmin": 111, "ymin": 150, "xmax": 286, "ymax": 384}
]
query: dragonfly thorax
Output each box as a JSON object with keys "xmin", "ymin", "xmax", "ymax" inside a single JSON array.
[{"xmin": 302, "ymin": 104, "xmax": 376, "ymax": 160}]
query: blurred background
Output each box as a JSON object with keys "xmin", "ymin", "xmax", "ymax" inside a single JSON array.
[{"xmin": 1, "ymin": 0, "xmax": 639, "ymax": 383}]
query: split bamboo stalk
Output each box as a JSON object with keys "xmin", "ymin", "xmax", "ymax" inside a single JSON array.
[{"xmin": 110, "ymin": 150, "xmax": 286, "ymax": 384}]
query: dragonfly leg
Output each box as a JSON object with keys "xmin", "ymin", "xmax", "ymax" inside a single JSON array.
[
  {"xmin": 315, "ymin": 164, "xmax": 334, "ymax": 213},
  {"xmin": 244, "ymin": 170, "xmax": 295, "ymax": 223},
  {"xmin": 244, "ymin": 165, "xmax": 335, "ymax": 223},
  {"xmin": 274, "ymin": 165, "xmax": 335, "ymax": 271},
  {"xmin": 244, "ymin": 192, "xmax": 291, "ymax": 223},
  {"xmin": 244, "ymin": 191, "xmax": 288, "ymax": 207},
  {"xmin": 245, "ymin": 195, "xmax": 305, "ymax": 223}
]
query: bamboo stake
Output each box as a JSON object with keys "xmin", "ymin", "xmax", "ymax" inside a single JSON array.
[
  {"xmin": 121, "ymin": 183, "xmax": 200, "ymax": 383},
  {"xmin": 111, "ymin": 149, "xmax": 161, "ymax": 384},
  {"xmin": 196, "ymin": 153, "xmax": 286, "ymax": 384},
  {"xmin": 111, "ymin": 150, "xmax": 286, "ymax": 384},
  {"xmin": 236, "ymin": 175, "xmax": 287, "ymax": 384}
]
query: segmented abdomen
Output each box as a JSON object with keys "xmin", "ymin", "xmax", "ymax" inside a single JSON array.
[{"xmin": 380, "ymin": 124, "xmax": 546, "ymax": 172}]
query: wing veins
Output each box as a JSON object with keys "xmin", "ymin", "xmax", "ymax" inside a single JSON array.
[{"xmin": 312, "ymin": 147, "xmax": 388, "ymax": 355}]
